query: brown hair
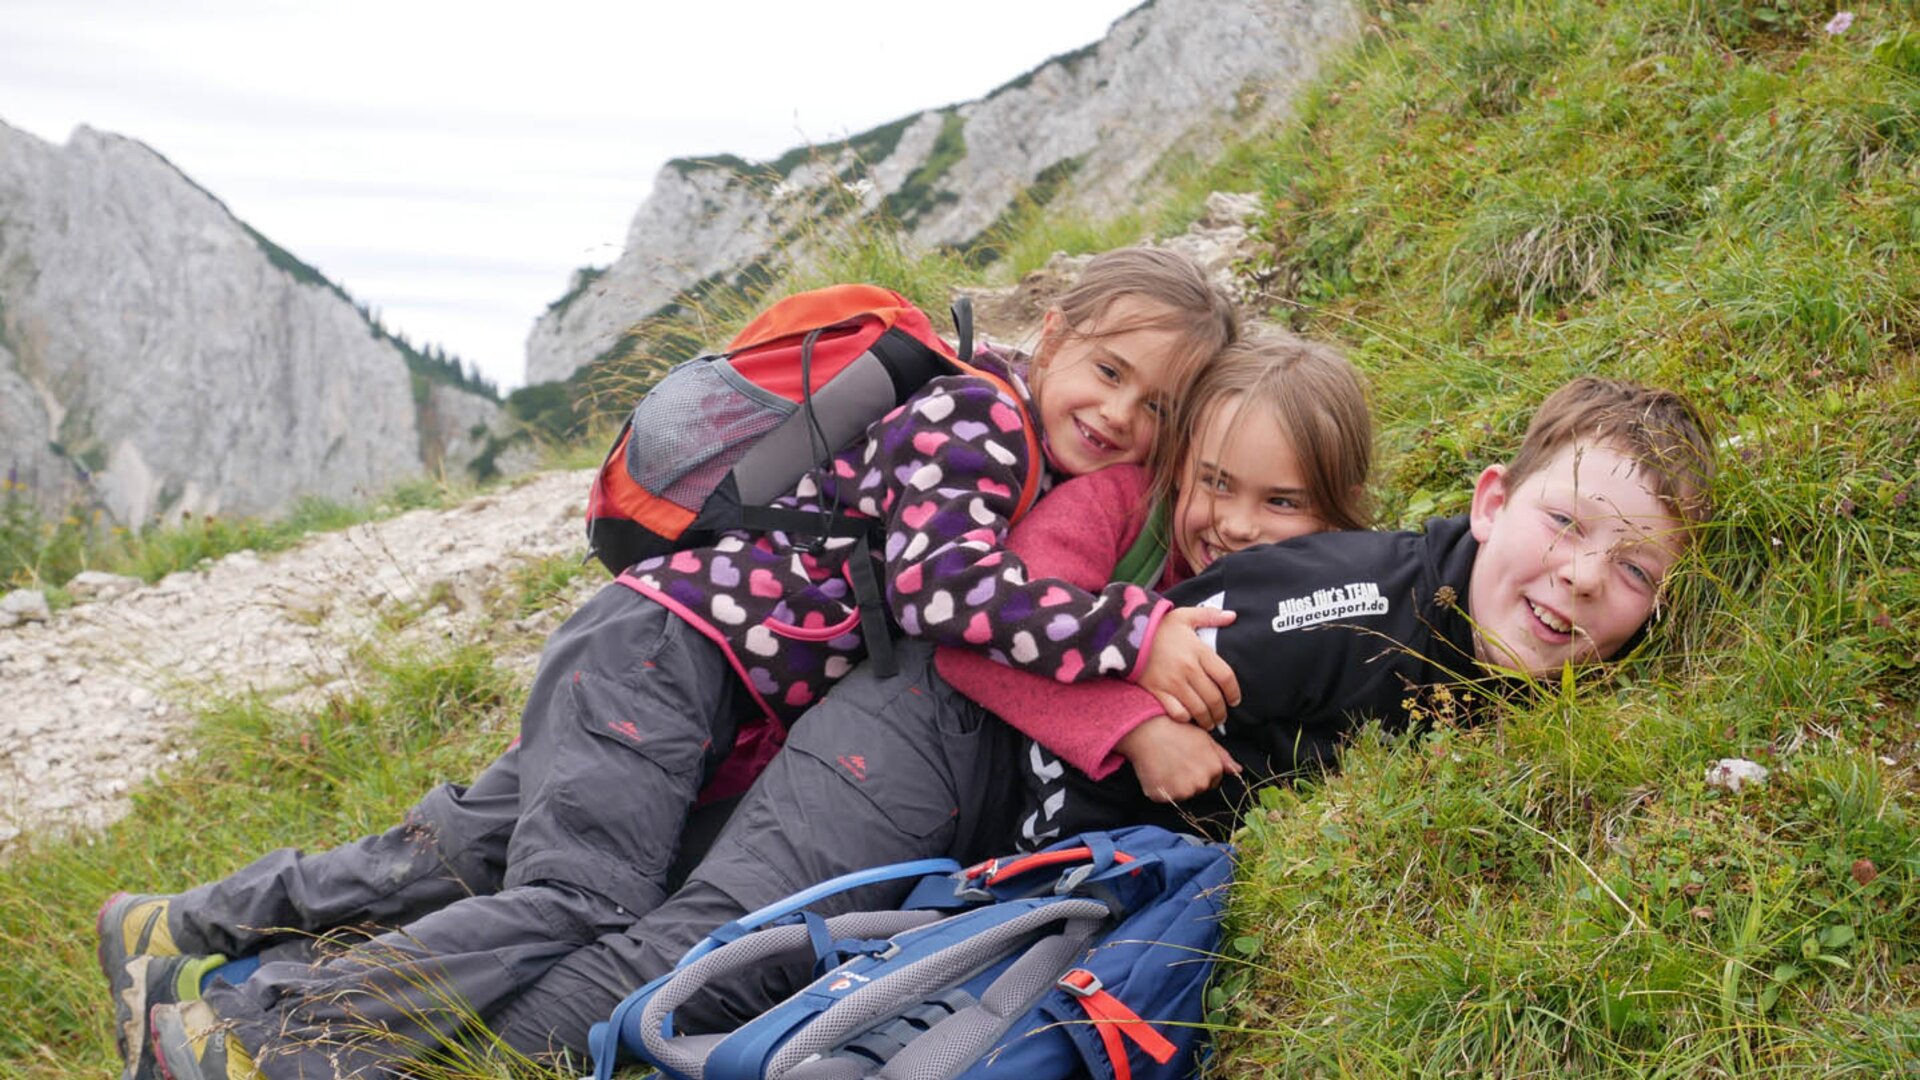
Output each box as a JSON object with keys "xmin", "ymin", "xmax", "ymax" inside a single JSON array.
[
  {"xmin": 1505, "ymin": 376, "xmax": 1716, "ymax": 526},
  {"xmin": 1035, "ymin": 247, "xmax": 1240, "ymax": 415},
  {"xmin": 1150, "ymin": 332, "xmax": 1375, "ymax": 533}
]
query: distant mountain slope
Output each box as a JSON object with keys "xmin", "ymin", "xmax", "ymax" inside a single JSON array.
[
  {"xmin": 0, "ymin": 122, "xmax": 510, "ymax": 527},
  {"xmin": 524, "ymin": 0, "xmax": 1359, "ymax": 386}
]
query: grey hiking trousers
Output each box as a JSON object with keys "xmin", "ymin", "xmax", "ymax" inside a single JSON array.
[
  {"xmin": 488, "ymin": 639, "xmax": 1028, "ymax": 1060},
  {"xmin": 191, "ymin": 582, "xmax": 755, "ymax": 1079},
  {"xmin": 166, "ymin": 754, "xmax": 518, "ymax": 968}
]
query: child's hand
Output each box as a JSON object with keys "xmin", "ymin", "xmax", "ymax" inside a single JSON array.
[
  {"xmin": 1116, "ymin": 715, "xmax": 1242, "ymax": 803},
  {"xmin": 1136, "ymin": 606, "xmax": 1239, "ymax": 727}
]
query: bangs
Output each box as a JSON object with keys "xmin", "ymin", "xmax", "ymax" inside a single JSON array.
[{"xmin": 1063, "ymin": 298, "xmax": 1230, "ymax": 401}]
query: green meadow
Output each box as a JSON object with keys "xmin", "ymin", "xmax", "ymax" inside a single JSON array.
[{"xmin": 2, "ymin": 0, "xmax": 1914, "ymax": 1075}]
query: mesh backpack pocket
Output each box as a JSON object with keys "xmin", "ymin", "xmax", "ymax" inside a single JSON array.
[{"xmin": 624, "ymin": 358, "xmax": 796, "ymax": 510}]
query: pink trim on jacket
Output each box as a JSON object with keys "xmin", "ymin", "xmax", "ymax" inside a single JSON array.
[{"xmin": 764, "ymin": 610, "xmax": 863, "ymax": 641}]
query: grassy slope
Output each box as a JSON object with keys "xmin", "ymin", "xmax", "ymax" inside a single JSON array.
[
  {"xmin": 2, "ymin": 1, "xmax": 1917, "ymax": 1076},
  {"xmin": 1203, "ymin": 0, "xmax": 1919, "ymax": 1073}
]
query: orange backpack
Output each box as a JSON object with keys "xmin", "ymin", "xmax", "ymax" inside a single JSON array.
[{"xmin": 585, "ymin": 286, "xmax": 1043, "ymax": 674}]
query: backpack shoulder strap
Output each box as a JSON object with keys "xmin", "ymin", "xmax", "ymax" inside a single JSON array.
[
  {"xmin": 951, "ymin": 296, "xmax": 973, "ymax": 377},
  {"xmin": 750, "ymin": 896, "xmax": 1116, "ymax": 1080},
  {"xmin": 588, "ymin": 856, "xmax": 962, "ymax": 1080},
  {"xmin": 688, "ymin": 857, "xmax": 963, "ymax": 966}
]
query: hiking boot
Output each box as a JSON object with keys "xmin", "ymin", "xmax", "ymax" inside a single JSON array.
[
  {"xmin": 98, "ymin": 892, "xmax": 182, "ymax": 974},
  {"xmin": 116, "ymin": 953, "xmax": 228, "ymax": 1080},
  {"xmin": 98, "ymin": 893, "xmax": 181, "ymax": 1063},
  {"xmin": 149, "ymin": 1000, "xmax": 259, "ymax": 1080}
]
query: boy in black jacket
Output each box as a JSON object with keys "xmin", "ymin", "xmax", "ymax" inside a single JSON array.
[{"xmin": 1023, "ymin": 375, "xmax": 1716, "ymax": 841}]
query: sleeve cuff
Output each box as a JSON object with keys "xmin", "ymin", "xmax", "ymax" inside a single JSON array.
[
  {"xmin": 1124, "ymin": 597, "xmax": 1178, "ymax": 682},
  {"xmin": 1083, "ymin": 695, "xmax": 1167, "ymax": 779}
]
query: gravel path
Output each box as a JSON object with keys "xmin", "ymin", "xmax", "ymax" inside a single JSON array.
[{"xmin": 0, "ymin": 469, "xmax": 597, "ymax": 854}]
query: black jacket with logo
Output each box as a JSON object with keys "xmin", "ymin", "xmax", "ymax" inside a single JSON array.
[{"xmin": 1031, "ymin": 514, "xmax": 1489, "ymax": 840}]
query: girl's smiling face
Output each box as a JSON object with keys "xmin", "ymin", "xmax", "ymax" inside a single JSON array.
[
  {"xmin": 1029, "ymin": 295, "xmax": 1189, "ymax": 477},
  {"xmin": 1173, "ymin": 394, "xmax": 1330, "ymax": 572}
]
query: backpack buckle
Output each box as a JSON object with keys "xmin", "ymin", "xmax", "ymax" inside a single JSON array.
[
  {"xmin": 1056, "ymin": 865, "xmax": 1096, "ymax": 894},
  {"xmin": 1056, "ymin": 969, "xmax": 1103, "ymax": 998}
]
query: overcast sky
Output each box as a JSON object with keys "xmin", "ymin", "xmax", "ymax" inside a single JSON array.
[{"xmin": 2, "ymin": 1, "xmax": 1141, "ymax": 391}]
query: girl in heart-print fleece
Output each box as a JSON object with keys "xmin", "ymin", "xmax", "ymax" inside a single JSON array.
[{"xmin": 618, "ymin": 368, "xmax": 1174, "ymax": 725}]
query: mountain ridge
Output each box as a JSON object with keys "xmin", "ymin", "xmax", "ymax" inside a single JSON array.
[
  {"xmin": 0, "ymin": 121, "xmax": 516, "ymax": 529},
  {"xmin": 524, "ymin": 0, "xmax": 1359, "ymax": 385}
]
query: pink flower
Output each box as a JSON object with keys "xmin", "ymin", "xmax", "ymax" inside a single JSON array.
[{"xmin": 1825, "ymin": 11, "xmax": 1854, "ymax": 34}]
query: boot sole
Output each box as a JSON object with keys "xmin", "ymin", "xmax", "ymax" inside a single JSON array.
[
  {"xmin": 149, "ymin": 1005, "xmax": 194, "ymax": 1080},
  {"xmin": 97, "ymin": 892, "xmax": 137, "ymax": 1068}
]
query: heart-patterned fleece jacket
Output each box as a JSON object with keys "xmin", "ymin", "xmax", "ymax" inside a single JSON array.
[
  {"xmin": 935, "ymin": 463, "xmax": 1191, "ymax": 780},
  {"xmin": 616, "ymin": 363, "xmax": 1176, "ymax": 784}
]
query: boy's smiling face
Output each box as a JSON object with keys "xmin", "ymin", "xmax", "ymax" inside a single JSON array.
[{"xmin": 1466, "ymin": 440, "xmax": 1686, "ymax": 675}]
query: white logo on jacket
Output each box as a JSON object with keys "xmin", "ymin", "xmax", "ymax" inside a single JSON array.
[{"xmin": 1269, "ymin": 581, "xmax": 1389, "ymax": 632}]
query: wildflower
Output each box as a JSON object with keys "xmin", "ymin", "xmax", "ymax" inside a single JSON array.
[{"xmin": 1825, "ymin": 11, "xmax": 1854, "ymax": 35}]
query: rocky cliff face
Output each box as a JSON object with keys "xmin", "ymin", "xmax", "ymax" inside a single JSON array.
[
  {"xmin": 525, "ymin": 0, "xmax": 1357, "ymax": 385},
  {"xmin": 0, "ymin": 122, "xmax": 507, "ymax": 527}
]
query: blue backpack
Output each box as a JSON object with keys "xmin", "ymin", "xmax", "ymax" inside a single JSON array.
[{"xmin": 586, "ymin": 826, "xmax": 1234, "ymax": 1080}]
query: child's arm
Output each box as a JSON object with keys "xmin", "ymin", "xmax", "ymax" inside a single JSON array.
[
  {"xmin": 934, "ymin": 464, "xmax": 1196, "ymax": 780},
  {"xmin": 860, "ymin": 378, "xmax": 1211, "ymax": 690}
]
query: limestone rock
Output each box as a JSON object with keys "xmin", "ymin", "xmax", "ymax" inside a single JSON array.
[
  {"xmin": 0, "ymin": 121, "xmax": 508, "ymax": 529},
  {"xmin": 420, "ymin": 381, "xmax": 527, "ymax": 481},
  {"xmin": 1705, "ymin": 758, "xmax": 1770, "ymax": 793},
  {"xmin": 66, "ymin": 571, "xmax": 142, "ymax": 604},
  {"xmin": 525, "ymin": 0, "xmax": 1359, "ymax": 385},
  {"xmin": 0, "ymin": 590, "xmax": 51, "ymax": 628}
]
